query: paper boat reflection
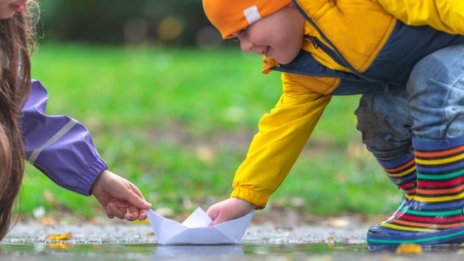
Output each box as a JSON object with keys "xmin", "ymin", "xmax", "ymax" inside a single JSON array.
[{"xmin": 155, "ymin": 245, "xmax": 244, "ymax": 256}]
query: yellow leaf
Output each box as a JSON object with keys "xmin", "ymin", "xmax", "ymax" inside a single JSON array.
[
  {"xmin": 46, "ymin": 242, "xmax": 73, "ymax": 250},
  {"xmin": 46, "ymin": 232, "xmax": 73, "ymax": 241},
  {"xmin": 396, "ymin": 243, "xmax": 423, "ymax": 254},
  {"xmin": 132, "ymin": 219, "xmax": 150, "ymax": 224},
  {"xmin": 326, "ymin": 235, "xmax": 335, "ymax": 247}
]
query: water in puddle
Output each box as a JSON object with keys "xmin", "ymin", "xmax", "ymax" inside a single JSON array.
[
  {"xmin": 2, "ymin": 224, "xmax": 464, "ymax": 260},
  {"xmin": 1, "ymin": 243, "xmax": 464, "ymax": 261}
]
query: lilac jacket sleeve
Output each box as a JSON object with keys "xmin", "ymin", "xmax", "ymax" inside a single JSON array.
[{"xmin": 20, "ymin": 80, "xmax": 108, "ymax": 196}]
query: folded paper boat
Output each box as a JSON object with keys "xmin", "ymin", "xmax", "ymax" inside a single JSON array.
[{"xmin": 148, "ymin": 207, "xmax": 254, "ymax": 245}]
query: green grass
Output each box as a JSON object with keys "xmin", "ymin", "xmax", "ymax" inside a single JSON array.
[{"xmin": 18, "ymin": 43, "xmax": 401, "ymax": 219}]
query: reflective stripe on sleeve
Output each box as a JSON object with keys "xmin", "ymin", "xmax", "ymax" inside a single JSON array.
[{"xmin": 27, "ymin": 119, "xmax": 78, "ymax": 164}]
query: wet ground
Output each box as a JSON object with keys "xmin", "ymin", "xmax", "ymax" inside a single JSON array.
[{"xmin": 2, "ymin": 222, "xmax": 464, "ymax": 260}]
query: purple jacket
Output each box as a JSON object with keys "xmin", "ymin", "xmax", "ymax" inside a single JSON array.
[{"xmin": 20, "ymin": 80, "xmax": 108, "ymax": 196}]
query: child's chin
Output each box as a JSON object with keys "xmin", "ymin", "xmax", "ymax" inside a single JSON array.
[
  {"xmin": 276, "ymin": 53, "xmax": 300, "ymax": 65},
  {"xmin": 277, "ymin": 57, "xmax": 295, "ymax": 65}
]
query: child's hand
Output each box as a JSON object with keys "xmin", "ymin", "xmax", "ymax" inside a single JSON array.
[
  {"xmin": 207, "ymin": 198, "xmax": 255, "ymax": 225},
  {"xmin": 91, "ymin": 170, "xmax": 151, "ymax": 221}
]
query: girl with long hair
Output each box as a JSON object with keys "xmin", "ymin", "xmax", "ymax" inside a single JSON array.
[
  {"xmin": 0, "ymin": 0, "xmax": 34, "ymax": 240},
  {"xmin": 0, "ymin": 0, "xmax": 151, "ymax": 241}
]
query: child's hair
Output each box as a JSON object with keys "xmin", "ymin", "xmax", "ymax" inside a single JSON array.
[
  {"xmin": 202, "ymin": 0, "xmax": 291, "ymax": 38},
  {"xmin": 0, "ymin": 3, "xmax": 36, "ymax": 240}
]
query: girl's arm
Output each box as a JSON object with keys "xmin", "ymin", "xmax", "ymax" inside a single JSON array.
[
  {"xmin": 20, "ymin": 80, "xmax": 151, "ymax": 220},
  {"xmin": 20, "ymin": 80, "xmax": 107, "ymax": 195}
]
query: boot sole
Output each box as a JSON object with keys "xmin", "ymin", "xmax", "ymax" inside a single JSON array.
[{"xmin": 367, "ymin": 226, "xmax": 464, "ymax": 249}]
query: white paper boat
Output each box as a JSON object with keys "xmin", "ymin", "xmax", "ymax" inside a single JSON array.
[{"xmin": 148, "ymin": 207, "xmax": 254, "ymax": 245}]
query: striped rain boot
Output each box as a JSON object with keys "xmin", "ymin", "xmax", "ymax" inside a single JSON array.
[
  {"xmin": 366, "ymin": 153, "xmax": 417, "ymax": 234},
  {"xmin": 368, "ymin": 137, "xmax": 464, "ymax": 249},
  {"xmin": 380, "ymin": 152, "xmax": 417, "ymax": 200}
]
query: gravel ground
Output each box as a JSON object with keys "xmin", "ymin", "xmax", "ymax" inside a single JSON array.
[{"xmin": 3, "ymin": 221, "xmax": 368, "ymax": 245}]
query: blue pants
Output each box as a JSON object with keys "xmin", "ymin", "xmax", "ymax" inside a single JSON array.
[{"xmin": 355, "ymin": 44, "xmax": 464, "ymax": 161}]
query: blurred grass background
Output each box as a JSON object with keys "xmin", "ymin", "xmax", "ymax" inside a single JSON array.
[{"xmin": 18, "ymin": 43, "xmax": 401, "ymax": 220}]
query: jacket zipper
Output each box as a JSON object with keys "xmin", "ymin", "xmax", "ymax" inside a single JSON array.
[
  {"xmin": 306, "ymin": 35, "xmax": 320, "ymax": 49},
  {"xmin": 293, "ymin": 0, "xmax": 401, "ymax": 87}
]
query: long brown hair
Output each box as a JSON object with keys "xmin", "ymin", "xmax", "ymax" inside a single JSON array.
[{"xmin": 0, "ymin": 3, "xmax": 36, "ymax": 240}]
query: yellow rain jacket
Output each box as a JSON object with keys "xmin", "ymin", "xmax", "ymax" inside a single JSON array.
[{"xmin": 230, "ymin": 0, "xmax": 464, "ymax": 208}]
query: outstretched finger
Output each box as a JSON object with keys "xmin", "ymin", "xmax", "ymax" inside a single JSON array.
[
  {"xmin": 125, "ymin": 184, "xmax": 151, "ymax": 209},
  {"xmin": 129, "ymin": 183, "xmax": 145, "ymax": 199}
]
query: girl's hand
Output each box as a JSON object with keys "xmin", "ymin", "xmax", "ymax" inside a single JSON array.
[
  {"xmin": 206, "ymin": 198, "xmax": 256, "ymax": 225},
  {"xmin": 91, "ymin": 170, "xmax": 151, "ymax": 221}
]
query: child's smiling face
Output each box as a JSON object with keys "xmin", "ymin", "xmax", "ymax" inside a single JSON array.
[{"xmin": 233, "ymin": 5, "xmax": 305, "ymax": 64}]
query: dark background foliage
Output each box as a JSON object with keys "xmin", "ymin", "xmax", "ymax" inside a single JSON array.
[{"xmin": 39, "ymin": 0, "xmax": 223, "ymax": 47}]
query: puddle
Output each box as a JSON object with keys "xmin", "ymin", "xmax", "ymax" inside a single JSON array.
[
  {"xmin": 1, "ymin": 243, "xmax": 464, "ymax": 261},
  {"xmin": 2, "ymin": 224, "xmax": 464, "ymax": 260}
]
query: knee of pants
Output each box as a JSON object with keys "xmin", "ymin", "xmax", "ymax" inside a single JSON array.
[
  {"xmin": 408, "ymin": 45, "xmax": 464, "ymax": 97},
  {"xmin": 406, "ymin": 44, "xmax": 464, "ymax": 139},
  {"xmin": 355, "ymin": 91, "xmax": 412, "ymax": 160}
]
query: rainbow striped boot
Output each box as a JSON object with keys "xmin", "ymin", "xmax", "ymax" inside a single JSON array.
[
  {"xmin": 366, "ymin": 153, "xmax": 417, "ymax": 235},
  {"xmin": 368, "ymin": 137, "xmax": 464, "ymax": 249},
  {"xmin": 380, "ymin": 152, "xmax": 417, "ymax": 201}
]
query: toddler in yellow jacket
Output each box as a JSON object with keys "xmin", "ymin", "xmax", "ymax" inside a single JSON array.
[{"xmin": 203, "ymin": 0, "xmax": 464, "ymax": 248}]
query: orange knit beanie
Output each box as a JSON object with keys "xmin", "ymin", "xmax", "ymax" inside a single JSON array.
[{"xmin": 202, "ymin": 0, "xmax": 292, "ymax": 38}]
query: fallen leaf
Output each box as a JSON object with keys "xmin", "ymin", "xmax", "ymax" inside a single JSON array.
[
  {"xmin": 46, "ymin": 232, "xmax": 72, "ymax": 241},
  {"xmin": 132, "ymin": 219, "xmax": 150, "ymax": 224},
  {"xmin": 396, "ymin": 243, "xmax": 423, "ymax": 254},
  {"xmin": 38, "ymin": 217, "xmax": 57, "ymax": 226},
  {"xmin": 326, "ymin": 235, "xmax": 335, "ymax": 247},
  {"xmin": 46, "ymin": 242, "xmax": 73, "ymax": 250}
]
